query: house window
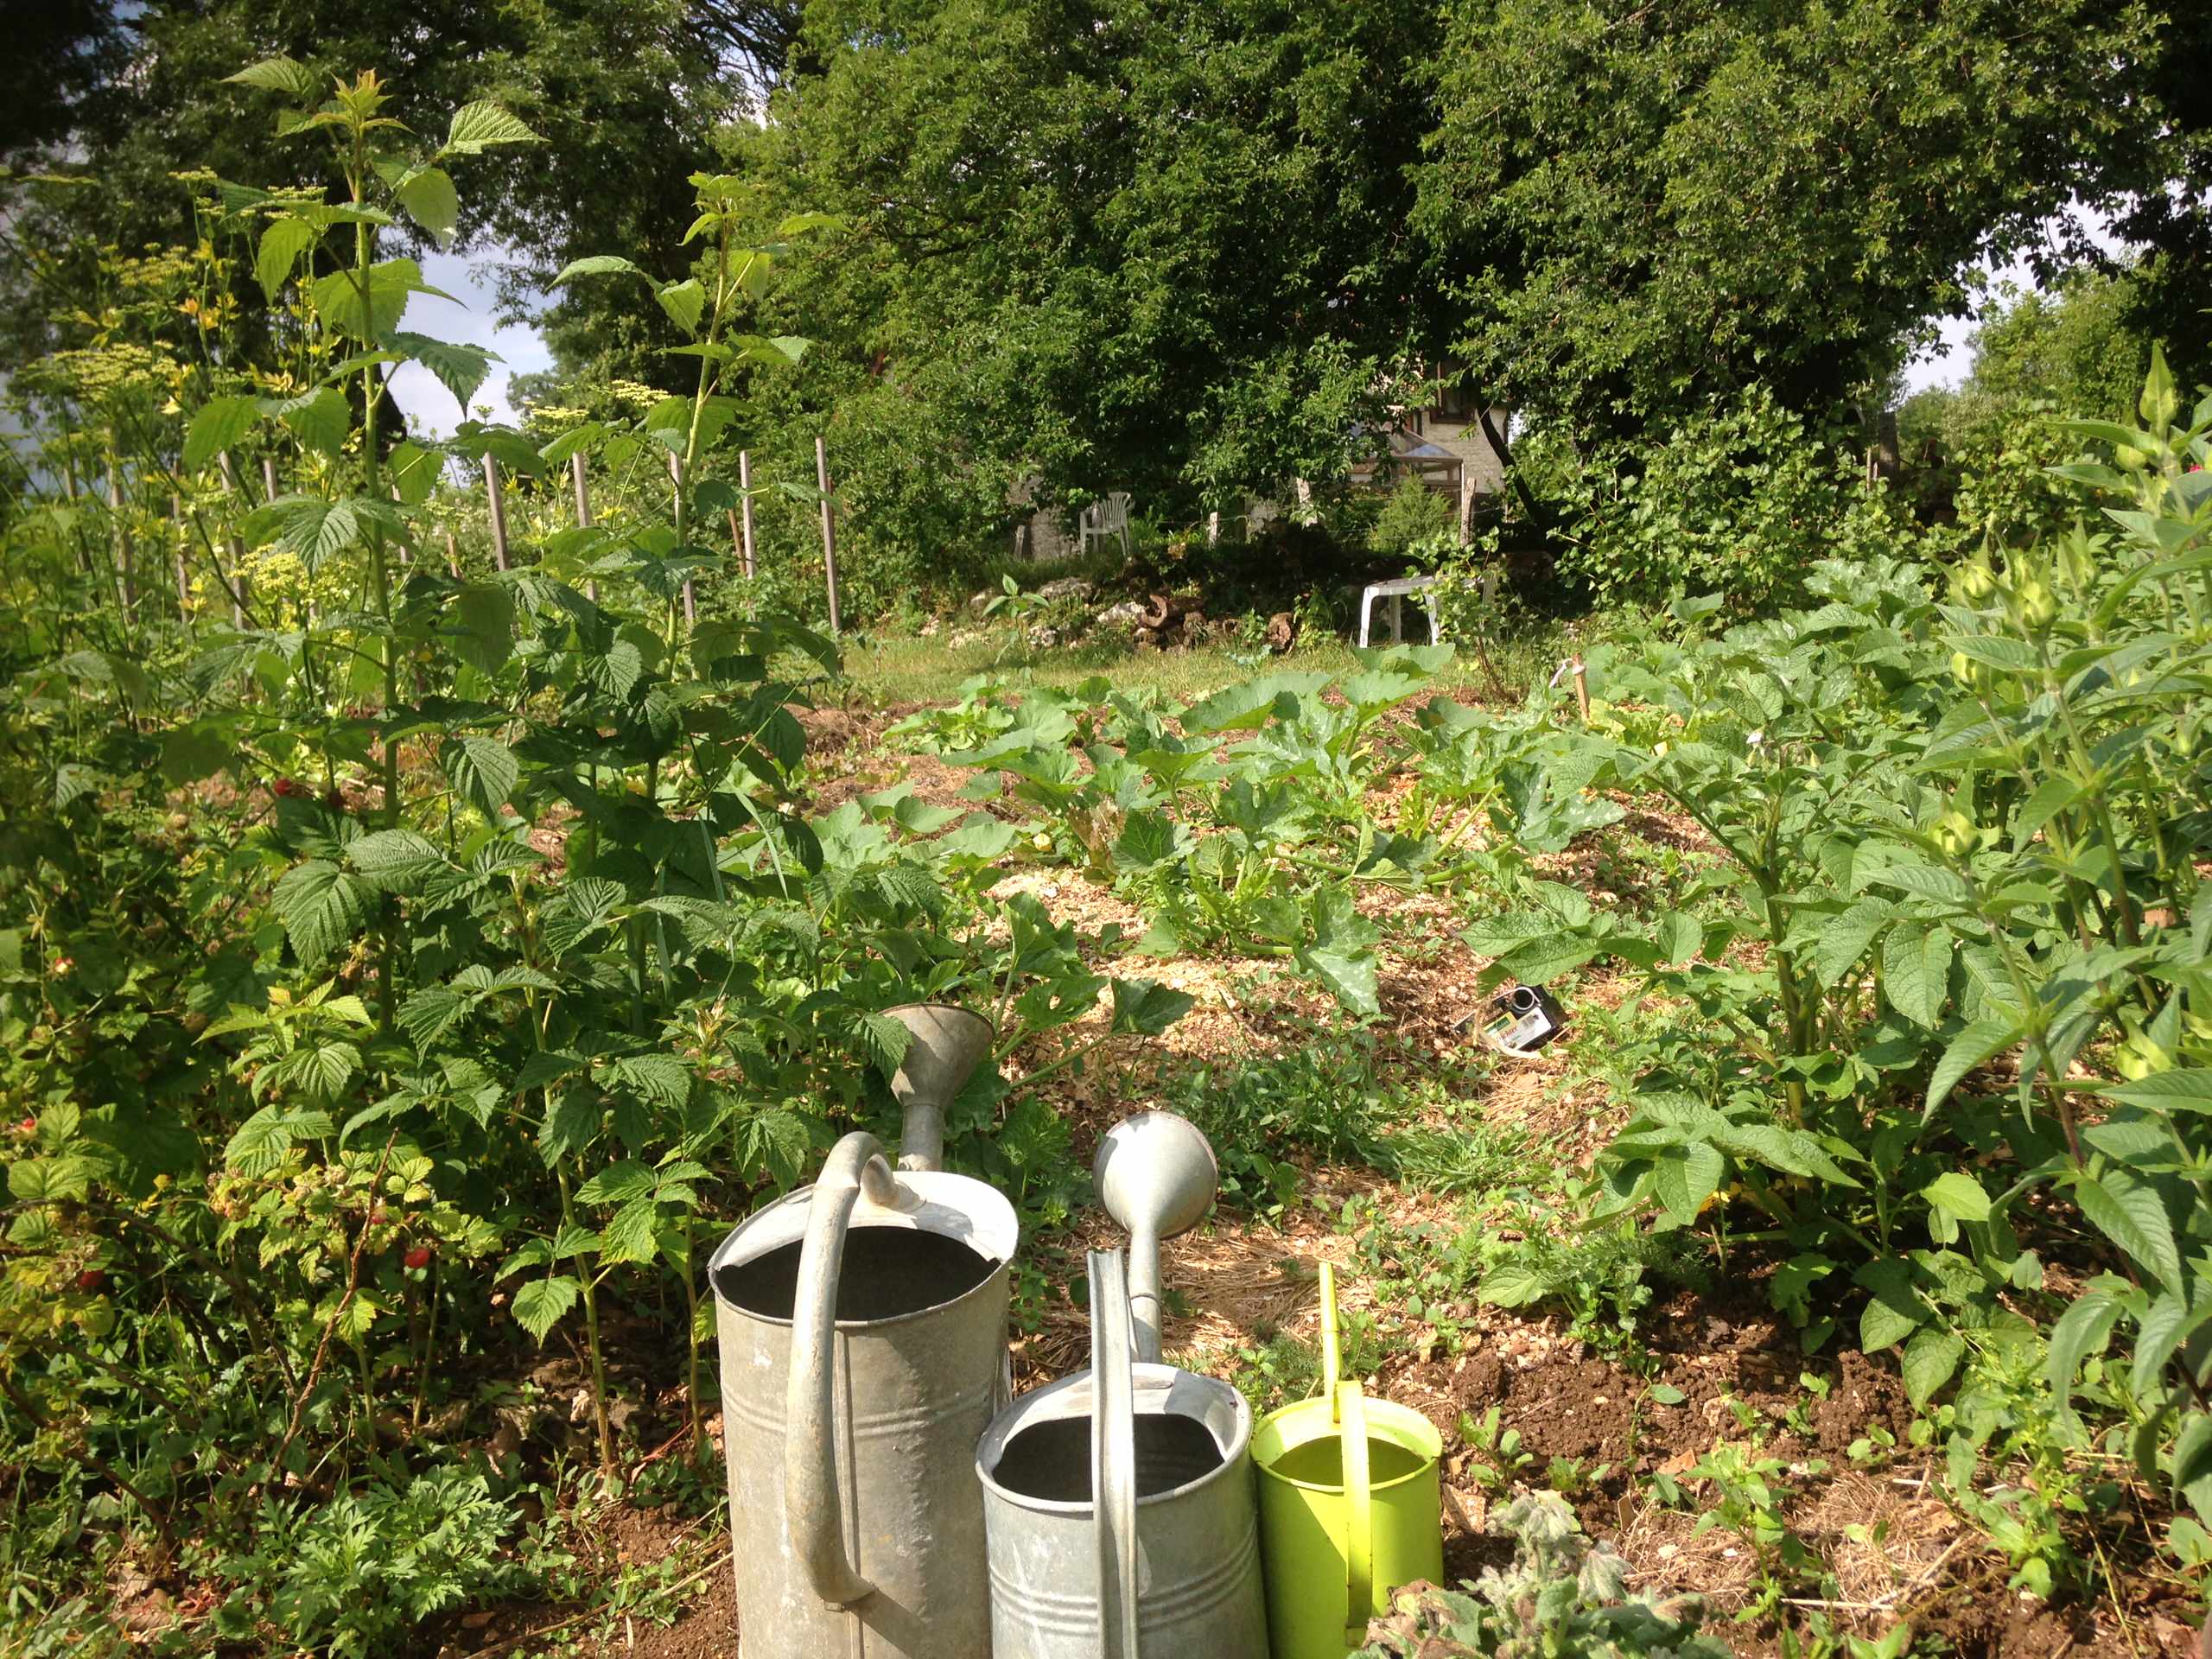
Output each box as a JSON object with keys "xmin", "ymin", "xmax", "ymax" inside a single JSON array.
[{"xmin": 1433, "ymin": 380, "xmax": 1477, "ymax": 421}]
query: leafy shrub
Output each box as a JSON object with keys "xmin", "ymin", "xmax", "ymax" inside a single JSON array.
[
  {"xmin": 213, "ymin": 1469, "xmax": 525, "ymax": 1657},
  {"xmin": 1369, "ymin": 473, "xmax": 1458, "ymax": 559},
  {"xmin": 1534, "ymin": 385, "xmax": 1918, "ymax": 611},
  {"xmin": 1359, "ymin": 1491, "xmax": 1727, "ymax": 1658},
  {"xmin": 1465, "ymin": 350, "xmax": 2212, "ymax": 1549}
]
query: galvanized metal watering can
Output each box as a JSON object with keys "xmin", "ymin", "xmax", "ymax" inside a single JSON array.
[
  {"xmin": 975, "ymin": 1113, "xmax": 1269, "ymax": 1658},
  {"xmin": 1254, "ymin": 1262, "xmax": 1444, "ymax": 1659},
  {"xmin": 709, "ymin": 1004, "xmax": 1011, "ymax": 1658}
]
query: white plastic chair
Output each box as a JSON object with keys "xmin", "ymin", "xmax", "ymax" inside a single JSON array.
[
  {"xmin": 1080, "ymin": 491, "xmax": 1133, "ymax": 558},
  {"xmin": 1357, "ymin": 575, "xmax": 1441, "ymax": 647}
]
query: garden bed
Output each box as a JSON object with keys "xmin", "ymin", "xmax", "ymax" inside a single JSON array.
[{"xmin": 484, "ymin": 682, "xmax": 2196, "ymax": 1659}]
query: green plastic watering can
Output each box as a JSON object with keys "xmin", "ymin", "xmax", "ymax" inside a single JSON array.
[{"xmin": 1252, "ymin": 1263, "xmax": 1444, "ymax": 1659}]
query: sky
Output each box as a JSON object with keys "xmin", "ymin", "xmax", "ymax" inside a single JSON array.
[
  {"xmin": 1898, "ymin": 203, "xmax": 2142, "ymax": 394},
  {"xmin": 385, "ymin": 249, "xmax": 554, "ymax": 436}
]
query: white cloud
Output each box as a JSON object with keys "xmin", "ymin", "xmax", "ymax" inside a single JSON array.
[{"xmin": 387, "ymin": 249, "xmax": 555, "ymax": 436}]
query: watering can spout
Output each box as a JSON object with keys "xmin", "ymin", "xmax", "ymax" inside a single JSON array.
[
  {"xmin": 1094, "ymin": 1111, "xmax": 1218, "ymax": 1364},
  {"xmin": 882, "ymin": 1003, "xmax": 996, "ymax": 1172}
]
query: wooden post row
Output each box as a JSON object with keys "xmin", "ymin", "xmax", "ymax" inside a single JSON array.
[
  {"xmin": 571, "ymin": 453, "xmax": 599, "ymax": 604},
  {"xmin": 216, "ymin": 454, "xmax": 252, "ymax": 627},
  {"xmin": 107, "ymin": 461, "xmax": 137, "ymax": 620},
  {"xmin": 171, "ymin": 493, "xmax": 191, "ymax": 617}
]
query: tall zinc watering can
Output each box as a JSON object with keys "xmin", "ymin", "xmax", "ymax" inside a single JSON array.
[
  {"xmin": 709, "ymin": 1004, "xmax": 1009, "ymax": 1658},
  {"xmin": 1254, "ymin": 1262, "xmax": 1444, "ymax": 1659}
]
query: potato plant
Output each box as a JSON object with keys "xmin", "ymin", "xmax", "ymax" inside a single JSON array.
[{"xmin": 1466, "ymin": 355, "xmax": 2212, "ymax": 1557}]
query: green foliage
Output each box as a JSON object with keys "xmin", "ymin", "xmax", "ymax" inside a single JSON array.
[
  {"xmin": 1902, "ymin": 272, "xmax": 2155, "ymax": 460},
  {"xmin": 1462, "ymin": 353, "xmax": 2212, "ymax": 1544},
  {"xmin": 1369, "ymin": 474, "xmax": 1458, "ymax": 561},
  {"xmin": 1649, "ymin": 1439, "xmax": 1828, "ymax": 1613},
  {"xmin": 901, "ymin": 651, "xmax": 1459, "ymax": 1016},
  {"xmin": 1530, "ymin": 386, "xmax": 1922, "ymax": 611},
  {"xmin": 1900, "ymin": 271, "xmax": 2159, "ymax": 544},
  {"xmin": 1417, "ymin": 0, "xmax": 2193, "ymax": 437},
  {"xmin": 725, "ymin": 0, "xmax": 1441, "ymax": 533},
  {"xmin": 212, "ymin": 1469, "xmax": 525, "ymax": 1656},
  {"xmin": 1458, "ymin": 1405, "xmax": 1534, "ymax": 1496},
  {"xmin": 0, "ymin": 54, "xmax": 1191, "ymax": 1646},
  {"xmin": 1358, "ymin": 1491, "xmax": 1728, "ymax": 1658}
]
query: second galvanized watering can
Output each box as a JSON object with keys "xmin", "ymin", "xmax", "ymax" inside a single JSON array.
[
  {"xmin": 976, "ymin": 1249, "xmax": 1270, "ymax": 1658},
  {"xmin": 1254, "ymin": 1262, "xmax": 1444, "ymax": 1659},
  {"xmin": 709, "ymin": 1004, "xmax": 1011, "ymax": 1659}
]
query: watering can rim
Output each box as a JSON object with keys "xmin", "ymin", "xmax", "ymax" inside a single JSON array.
[
  {"xmin": 1250, "ymin": 1402, "xmax": 1443, "ymax": 1497},
  {"xmin": 881, "ymin": 998, "xmax": 996, "ymax": 1033},
  {"xmin": 1253, "ymin": 1393, "xmax": 1441, "ymax": 1452},
  {"xmin": 707, "ymin": 1167, "xmax": 1018, "ymax": 1331},
  {"xmin": 974, "ymin": 1360, "xmax": 1253, "ymax": 1516}
]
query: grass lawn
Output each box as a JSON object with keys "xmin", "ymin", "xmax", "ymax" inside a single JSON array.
[{"xmin": 837, "ymin": 613, "xmax": 1573, "ymax": 708}]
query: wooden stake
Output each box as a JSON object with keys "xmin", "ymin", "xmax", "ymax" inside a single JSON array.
[
  {"xmin": 570, "ymin": 453, "xmax": 599, "ymax": 603},
  {"xmin": 445, "ymin": 530, "xmax": 462, "ymax": 580},
  {"xmin": 482, "ymin": 454, "xmax": 512, "ymax": 573},
  {"xmin": 668, "ymin": 452, "xmax": 696, "ymax": 626},
  {"xmin": 60, "ymin": 454, "xmax": 92, "ymax": 574},
  {"xmin": 1571, "ymin": 658, "xmax": 1591, "ymax": 725},
  {"xmin": 815, "ymin": 435, "xmax": 840, "ymax": 636},
  {"xmin": 737, "ymin": 449, "xmax": 757, "ymax": 579},
  {"xmin": 216, "ymin": 454, "xmax": 252, "ymax": 626},
  {"xmin": 390, "ymin": 484, "xmax": 410, "ymax": 569},
  {"xmin": 171, "ymin": 493, "xmax": 191, "ymax": 617},
  {"xmin": 261, "ymin": 456, "xmax": 278, "ymax": 503},
  {"xmin": 107, "ymin": 461, "xmax": 137, "ymax": 620}
]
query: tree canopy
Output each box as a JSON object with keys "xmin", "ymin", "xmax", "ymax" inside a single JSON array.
[
  {"xmin": 5, "ymin": 0, "xmax": 2207, "ymax": 538},
  {"xmin": 724, "ymin": 0, "xmax": 1448, "ymax": 526},
  {"xmin": 1414, "ymin": 0, "xmax": 2200, "ymax": 437}
]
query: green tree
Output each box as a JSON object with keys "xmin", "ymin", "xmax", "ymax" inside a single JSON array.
[
  {"xmin": 1900, "ymin": 270, "xmax": 2152, "ymax": 458},
  {"xmin": 0, "ymin": 0, "xmax": 755, "ymax": 390},
  {"xmin": 723, "ymin": 0, "xmax": 1448, "ymax": 543},
  {"xmin": 1415, "ymin": 0, "xmax": 2196, "ymax": 439}
]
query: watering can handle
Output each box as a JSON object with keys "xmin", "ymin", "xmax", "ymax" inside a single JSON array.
[
  {"xmin": 1090, "ymin": 1249, "xmax": 1142, "ymax": 1659},
  {"xmin": 1338, "ymin": 1382, "xmax": 1374, "ymax": 1646},
  {"xmin": 786, "ymin": 1131, "xmax": 906, "ymax": 1608},
  {"xmin": 1319, "ymin": 1260, "xmax": 1340, "ymax": 1400}
]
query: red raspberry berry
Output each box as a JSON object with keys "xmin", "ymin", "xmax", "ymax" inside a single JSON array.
[
  {"xmin": 75, "ymin": 1268, "xmax": 108, "ymax": 1294},
  {"xmin": 404, "ymin": 1245, "xmax": 434, "ymax": 1271}
]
